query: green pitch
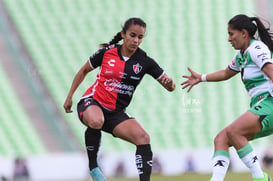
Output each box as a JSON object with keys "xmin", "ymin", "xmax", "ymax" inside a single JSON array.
[
  {"xmin": 109, "ymin": 172, "xmax": 247, "ymax": 181},
  {"xmin": 81, "ymin": 170, "xmax": 272, "ymax": 181}
]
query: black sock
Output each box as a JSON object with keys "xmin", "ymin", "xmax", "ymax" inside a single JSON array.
[
  {"xmin": 136, "ymin": 144, "xmax": 153, "ymax": 181},
  {"xmin": 85, "ymin": 127, "xmax": 101, "ymax": 170}
]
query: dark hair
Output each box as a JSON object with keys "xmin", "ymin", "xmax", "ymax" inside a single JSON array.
[
  {"xmin": 100, "ymin": 17, "xmax": 146, "ymax": 47},
  {"xmin": 228, "ymin": 14, "xmax": 273, "ymax": 52}
]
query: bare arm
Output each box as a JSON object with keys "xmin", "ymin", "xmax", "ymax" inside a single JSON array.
[
  {"xmin": 262, "ymin": 63, "xmax": 273, "ymax": 82},
  {"xmin": 205, "ymin": 66, "xmax": 238, "ymax": 81},
  {"xmin": 158, "ymin": 72, "xmax": 176, "ymax": 91},
  {"xmin": 63, "ymin": 61, "xmax": 93, "ymax": 113},
  {"xmin": 181, "ymin": 66, "xmax": 238, "ymax": 92}
]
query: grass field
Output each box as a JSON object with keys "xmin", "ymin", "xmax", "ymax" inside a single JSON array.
[
  {"xmin": 78, "ymin": 170, "xmax": 272, "ymax": 181},
  {"xmin": 109, "ymin": 172, "xmax": 247, "ymax": 181}
]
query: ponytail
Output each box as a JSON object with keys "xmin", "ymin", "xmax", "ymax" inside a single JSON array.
[
  {"xmin": 229, "ymin": 15, "xmax": 273, "ymax": 52},
  {"xmin": 249, "ymin": 17, "xmax": 273, "ymax": 52},
  {"xmin": 100, "ymin": 32, "xmax": 122, "ymax": 48}
]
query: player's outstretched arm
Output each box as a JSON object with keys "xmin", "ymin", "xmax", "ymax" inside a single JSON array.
[{"xmin": 181, "ymin": 66, "xmax": 238, "ymax": 93}]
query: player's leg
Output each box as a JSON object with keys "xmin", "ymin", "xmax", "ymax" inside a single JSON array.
[
  {"xmin": 209, "ymin": 111, "xmax": 263, "ymax": 181},
  {"xmin": 78, "ymin": 98, "xmax": 106, "ymax": 181},
  {"xmin": 85, "ymin": 127, "xmax": 106, "ymax": 181},
  {"xmin": 225, "ymin": 111, "xmax": 268, "ymax": 180},
  {"xmin": 210, "ymin": 94, "xmax": 273, "ymax": 181},
  {"xmin": 113, "ymin": 119, "xmax": 152, "ymax": 181},
  {"xmin": 209, "ymin": 128, "xmax": 231, "ymax": 181}
]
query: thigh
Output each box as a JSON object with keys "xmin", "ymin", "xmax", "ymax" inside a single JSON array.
[
  {"xmin": 249, "ymin": 96, "xmax": 273, "ymax": 139},
  {"xmin": 254, "ymin": 112, "xmax": 273, "ymax": 139},
  {"xmin": 83, "ymin": 105, "xmax": 104, "ymax": 129},
  {"xmin": 227, "ymin": 111, "xmax": 261, "ymax": 139},
  {"xmin": 112, "ymin": 119, "xmax": 150, "ymax": 145},
  {"xmin": 77, "ymin": 97, "xmax": 104, "ymax": 129},
  {"xmin": 102, "ymin": 110, "xmax": 132, "ymax": 134}
]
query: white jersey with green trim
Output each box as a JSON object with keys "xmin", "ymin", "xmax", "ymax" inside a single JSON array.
[{"xmin": 228, "ymin": 39, "xmax": 273, "ymax": 97}]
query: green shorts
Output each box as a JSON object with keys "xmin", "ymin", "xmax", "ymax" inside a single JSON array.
[{"xmin": 249, "ymin": 92, "xmax": 273, "ymax": 139}]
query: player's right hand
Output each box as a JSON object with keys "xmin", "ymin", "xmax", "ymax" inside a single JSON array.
[{"xmin": 63, "ymin": 97, "xmax": 73, "ymax": 113}]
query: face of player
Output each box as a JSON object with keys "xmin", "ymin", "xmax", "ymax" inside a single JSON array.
[
  {"xmin": 228, "ymin": 24, "xmax": 249, "ymax": 52},
  {"xmin": 121, "ymin": 24, "xmax": 145, "ymax": 56}
]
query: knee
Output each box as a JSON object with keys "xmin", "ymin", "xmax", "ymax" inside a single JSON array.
[
  {"xmin": 214, "ymin": 130, "xmax": 229, "ymax": 147},
  {"xmin": 82, "ymin": 106, "xmax": 104, "ymax": 129},
  {"xmin": 83, "ymin": 117, "xmax": 104, "ymax": 129},
  {"xmin": 88, "ymin": 119, "xmax": 104, "ymax": 129},
  {"xmin": 225, "ymin": 125, "xmax": 237, "ymax": 140},
  {"xmin": 142, "ymin": 133, "xmax": 150, "ymax": 144},
  {"xmin": 136, "ymin": 132, "xmax": 150, "ymax": 145}
]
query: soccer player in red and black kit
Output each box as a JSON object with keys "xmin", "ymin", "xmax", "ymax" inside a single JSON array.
[{"xmin": 64, "ymin": 17, "xmax": 175, "ymax": 181}]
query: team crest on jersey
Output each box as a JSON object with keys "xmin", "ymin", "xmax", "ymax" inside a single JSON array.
[{"xmin": 133, "ymin": 63, "xmax": 142, "ymax": 74}]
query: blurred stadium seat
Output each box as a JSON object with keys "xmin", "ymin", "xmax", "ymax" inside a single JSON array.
[{"xmin": 0, "ymin": 65, "xmax": 46, "ymax": 156}]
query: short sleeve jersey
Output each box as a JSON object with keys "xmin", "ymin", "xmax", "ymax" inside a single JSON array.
[
  {"xmin": 81, "ymin": 44, "xmax": 164, "ymax": 111},
  {"xmin": 228, "ymin": 39, "xmax": 273, "ymax": 97}
]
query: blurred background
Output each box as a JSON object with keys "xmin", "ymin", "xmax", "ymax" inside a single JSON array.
[{"xmin": 0, "ymin": 0, "xmax": 273, "ymax": 180}]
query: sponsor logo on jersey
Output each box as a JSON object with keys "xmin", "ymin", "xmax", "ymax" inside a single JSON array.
[
  {"xmin": 133, "ymin": 63, "xmax": 142, "ymax": 74},
  {"xmin": 257, "ymin": 52, "xmax": 268, "ymax": 58},
  {"xmin": 130, "ymin": 76, "xmax": 140, "ymax": 80},
  {"xmin": 104, "ymin": 70, "xmax": 113, "ymax": 74},
  {"xmin": 255, "ymin": 45, "xmax": 261, "ymax": 49},
  {"xmin": 257, "ymin": 52, "xmax": 269, "ymax": 62},
  {"xmin": 262, "ymin": 57, "xmax": 269, "ymax": 61},
  {"xmin": 108, "ymin": 59, "xmax": 115, "ymax": 67},
  {"xmin": 104, "ymin": 79, "xmax": 134, "ymax": 96}
]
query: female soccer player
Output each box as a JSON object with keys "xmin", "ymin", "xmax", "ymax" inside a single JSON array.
[
  {"xmin": 181, "ymin": 14, "xmax": 273, "ymax": 181},
  {"xmin": 63, "ymin": 17, "xmax": 175, "ymax": 181}
]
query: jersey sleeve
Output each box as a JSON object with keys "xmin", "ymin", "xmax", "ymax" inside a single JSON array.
[
  {"xmin": 146, "ymin": 57, "xmax": 164, "ymax": 79},
  {"xmin": 228, "ymin": 52, "xmax": 240, "ymax": 72},
  {"xmin": 249, "ymin": 42, "xmax": 273, "ymax": 69},
  {"xmin": 89, "ymin": 48, "xmax": 106, "ymax": 69}
]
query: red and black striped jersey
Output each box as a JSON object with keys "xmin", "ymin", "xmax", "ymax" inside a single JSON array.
[{"xmin": 81, "ymin": 44, "xmax": 164, "ymax": 111}]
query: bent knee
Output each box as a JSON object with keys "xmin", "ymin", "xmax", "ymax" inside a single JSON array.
[
  {"xmin": 135, "ymin": 132, "xmax": 150, "ymax": 145},
  {"xmin": 83, "ymin": 118, "xmax": 104, "ymax": 129},
  {"xmin": 83, "ymin": 105, "xmax": 104, "ymax": 129},
  {"xmin": 214, "ymin": 130, "xmax": 229, "ymax": 146},
  {"xmin": 225, "ymin": 126, "xmax": 238, "ymax": 140}
]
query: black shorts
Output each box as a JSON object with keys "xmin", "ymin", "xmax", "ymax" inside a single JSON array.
[{"xmin": 77, "ymin": 97, "xmax": 134, "ymax": 134}]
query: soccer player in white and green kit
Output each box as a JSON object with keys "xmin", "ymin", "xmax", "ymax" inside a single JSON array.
[{"xmin": 182, "ymin": 14, "xmax": 273, "ymax": 181}]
